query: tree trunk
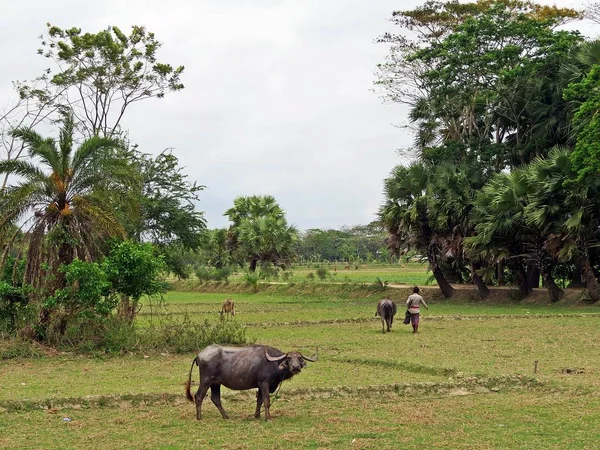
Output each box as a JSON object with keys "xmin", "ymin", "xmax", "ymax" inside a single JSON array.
[
  {"xmin": 497, "ymin": 261, "xmax": 505, "ymax": 286},
  {"xmin": 581, "ymin": 256, "xmax": 600, "ymax": 302},
  {"xmin": 543, "ymin": 270, "xmax": 563, "ymax": 303},
  {"xmin": 249, "ymin": 258, "xmax": 258, "ymax": 272},
  {"xmin": 515, "ymin": 264, "xmax": 531, "ymax": 296},
  {"xmin": 526, "ymin": 265, "xmax": 540, "ymax": 289},
  {"xmin": 568, "ymin": 261, "xmax": 585, "ymax": 288},
  {"xmin": 472, "ymin": 263, "xmax": 489, "ymax": 298},
  {"xmin": 428, "ymin": 253, "xmax": 454, "ymax": 298},
  {"xmin": 118, "ymin": 296, "xmax": 137, "ymax": 323}
]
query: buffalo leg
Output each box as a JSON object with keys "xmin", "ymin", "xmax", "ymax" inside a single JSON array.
[
  {"xmin": 259, "ymin": 382, "xmax": 271, "ymax": 421},
  {"xmin": 381, "ymin": 319, "xmax": 385, "ymax": 334},
  {"xmin": 194, "ymin": 382, "xmax": 210, "ymax": 420},
  {"xmin": 254, "ymin": 388, "xmax": 263, "ymax": 418},
  {"xmin": 210, "ymin": 384, "xmax": 229, "ymax": 419}
]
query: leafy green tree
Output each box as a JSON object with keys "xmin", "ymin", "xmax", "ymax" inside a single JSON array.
[
  {"xmin": 0, "ymin": 114, "xmax": 137, "ymax": 294},
  {"xmin": 563, "ymin": 46, "xmax": 600, "ymax": 181},
  {"xmin": 103, "ymin": 240, "xmax": 166, "ymax": 322},
  {"xmin": 123, "ymin": 148, "xmax": 206, "ymax": 277},
  {"xmin": 37, "ymin": 24, "xmax": 184, "ymax": 138},
  {"xmin": 45, "ymin": 259, "xmax": 114, "ymax": 336},
  {"xmin": 0, "ymin": 256, "xmax": 29, "ymax": 332},
  {"xmin": 224, "ymin": 195, "xmax": 298, "ymax": 272},
  {"xmin": 377, "ymin": 0, "xmax": 581, "ymax": 168}
]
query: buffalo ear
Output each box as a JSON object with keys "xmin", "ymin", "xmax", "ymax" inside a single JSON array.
[{"xmin": 278, "ymin": 360, "xmax": 289, "ymax": 370}]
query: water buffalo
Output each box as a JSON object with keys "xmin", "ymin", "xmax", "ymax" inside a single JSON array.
[
  {"xmin": 219, "ymin": 298, "xmax": 235, "ymax": 320},
  {"xmin": 375, "ymin": 298, "xmax": 397, "ymax": 333},
  {"xmin": 185, "ymin": 344, "xmax": 317, "ymax": 421}
]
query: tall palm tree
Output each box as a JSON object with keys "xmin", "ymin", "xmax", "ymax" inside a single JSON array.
[
  {"xmin": 429, "ymin": 164, "xmax": 489, "ymax": 297},
  {"xmin": 379, "ymin": 163, "xmax": 455, "ymax": 298},
  {"xmin": 466, "ymin": 169, "xmax": 545, "ymax": 297},
  {"xmin": 527, "ymin": 147, "xmax": 600, "ymax": 301},
  {"xmin": 224, "ymin": 195, "xmax": 297, "ymax": 272},
  {"xmin": 0, "ymin": 115, "xmax": 138, "ymax": 292}
]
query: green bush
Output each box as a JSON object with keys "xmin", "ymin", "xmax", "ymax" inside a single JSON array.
[
  {"xmin": 259, "ymin": 265, "xmax": 279, "ymax": 280},
  {"xmin": 0, "ymin": 333, "xmax": 45, "ymax": 360},
  {"xmin": 195, "ymin": 267, "xmax": 212, "ymax": 281},
  {"xmin": 195, "ymin": 266, "xmax": 232, "ymax": 282},
  {"xmin": 212, "ymin": 267, "xmax": 232, "ymax": 282},
  {"xmin": 46, "ymin": 314, "xmax": 250, "ymax": 354},
  {"xmin": 315, "ymin": 265, "xmax": 329, "ymax": 281},
  {"xmin": 143, "ymin": 316, "xmax": 250, "ymax": 353},
  {"xmin": 0, "ymin": 257, "xmax": 31, "ymax": 333},
  {"xmin": 243, "ymin": 271, "xmax": 260, "ymax": 292}
]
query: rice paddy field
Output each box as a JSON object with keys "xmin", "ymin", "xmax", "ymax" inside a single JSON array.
[
  {"xmin": 229, "ymin": 262, "xmax": 433, "ymax": 286},
  {"xmin": 2, "ymin": 285, "xmax": 600, "ymax": 449}
]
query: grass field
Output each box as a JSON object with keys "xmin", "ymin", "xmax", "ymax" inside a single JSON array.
[
  {"xmin": 225, "ymin": 262, "xmax": 433, "ymax": 286},
  {"xmin": 2, "ymin": 289, "xmax": 600, "ymax": 449}
]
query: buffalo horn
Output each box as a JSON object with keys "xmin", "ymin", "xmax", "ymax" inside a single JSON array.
[
  {"xmin": 265, "ymin": 350, "xmax": 287, "ymax": 362},
  {"xmin": 301, "ymin": 347, "xmax": 318, "ymax": 362}
]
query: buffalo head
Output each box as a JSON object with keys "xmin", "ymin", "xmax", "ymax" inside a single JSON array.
[{"xmin": 265, "ymin": 349, "xmax": 318, "ymax": 375}]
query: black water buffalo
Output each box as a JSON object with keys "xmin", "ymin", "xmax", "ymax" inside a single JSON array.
[
  {"xmin": 185, "ymin": 344, "xmax": 317, "ymax": 421},
  {"xmin": 375, "ymin": 298, "xmax": 397, "ymax": 333}
]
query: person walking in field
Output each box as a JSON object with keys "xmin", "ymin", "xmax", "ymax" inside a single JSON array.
[{"xmin": 406, "ymin": 286, "xmax": 428, "ymax": 333}]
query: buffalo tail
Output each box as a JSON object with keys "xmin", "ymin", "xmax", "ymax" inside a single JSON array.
[{"xmin": 185, "ymin": 356, "xmax": 198, "ymax": 402}]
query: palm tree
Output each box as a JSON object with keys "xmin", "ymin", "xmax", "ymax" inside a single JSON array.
[
  {"xmin": 465, "ymin": 169, "xmax": 546, "ymax": 297},
  {"xmin": 379, "ymin": 163, "xmax": 455, "ymax": 298},
  {"xmin": 527, "ymin": 148, "xmax": 600, "ymax": 301},
  {"xmin": 224, "ymin": 195, "xmax": 298, "ymax": 272},
  {"xmin": 0, "ymin": 115, "xmax": 138, "ymax": 294},
  {"xmin": 429, "ymin": 164, "xmax": 490, "ymax": 297}
]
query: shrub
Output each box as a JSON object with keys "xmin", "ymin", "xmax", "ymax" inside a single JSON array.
[
  {"xmin": 195, "ymin": 267, "xmax": 212, "ymax": 281},
  {"xmin": 195, "ymin": 266, "xmax": 232, "ymax": 282},
  {"xmin": 259, "ymin": 265, "xmax": 279, "ymax": 280},
  {"xmin": 142, "ymin": 316, "xmax": 250, "ymax": 353},
  {"xmin": 315, "ymin": 265, "xmax": 329, "ymax": 281},
  {"xmin": 372, "ymin": 277, "xmax": 389, "ymax": 291},
  {"xmin": 45, "ymin": 313, "xmax": 251, "ymax": 354},
  {"xmin": 0, "ymin": 257, "xmax": 31, "ymax": 333},
  {"xmin": 212, "ymin": 267, "xmax": 232, "ymax": 282},
  {"xmin": 0, "ymin": 333, "xmax": 45, "ymax": 360},
  {"xmin": 244, "ymin": 271, "xmax": 260, "ymax": 292}
]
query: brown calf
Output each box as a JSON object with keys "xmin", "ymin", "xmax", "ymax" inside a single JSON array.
[{"xmin": 220, "ymin": 298, "xmax": 235, "ymax": 320}]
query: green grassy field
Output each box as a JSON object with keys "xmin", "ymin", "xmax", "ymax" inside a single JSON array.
[
  {"xmin": 224, "ymin": 262, "xmax": 433, "ymax": 286},
  {"xmin": 2, "ymin": 290, "xmax": 600, "ymax": 449}
]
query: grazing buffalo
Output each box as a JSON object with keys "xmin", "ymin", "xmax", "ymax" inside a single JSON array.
[
  {"xmin": 185, "ymin": 344, "xmax": 317, "ymax": 421},
  {"xmin": 375, "ymin": 298, "xmax": 397, "ymax": 333},
  {"xmin": 219, "ymin": 298, "xmax": 235, "ymax": 320}
]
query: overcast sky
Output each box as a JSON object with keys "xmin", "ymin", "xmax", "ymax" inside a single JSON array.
[{"xmin": 0, "ymin": 0, "xmax": 595, "ymax": 231}]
